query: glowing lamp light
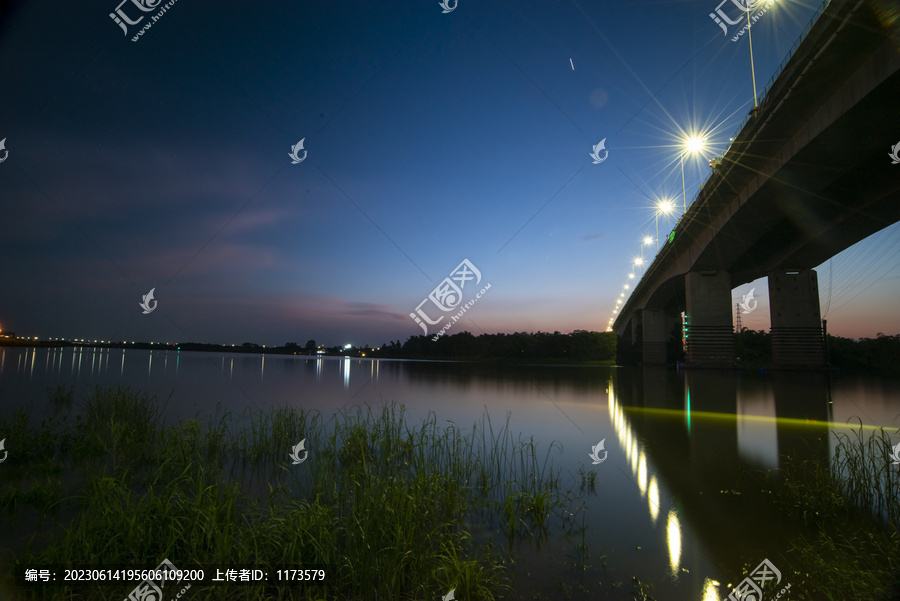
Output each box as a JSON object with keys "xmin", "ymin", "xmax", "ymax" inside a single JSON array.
[
  {"xmin": 656, "ymin": 199, "xmax": 675, "ymax": 215},
  {"xmin": 684, "ymin": 136, "xmax": 707, "ymax": 154}
]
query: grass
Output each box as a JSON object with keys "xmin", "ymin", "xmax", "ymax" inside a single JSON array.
[
  {"xmin": 750, "ymin": 423, "xmax": 900, "ymax": 601},
  {"xmin": 0, "ymin": 386, "xmax": 586, "ymax": 601}
]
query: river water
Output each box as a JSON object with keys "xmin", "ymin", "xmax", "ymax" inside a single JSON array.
[{"xmin": 1, "ymin": 345, "xmax": 898, "ymax": 600}]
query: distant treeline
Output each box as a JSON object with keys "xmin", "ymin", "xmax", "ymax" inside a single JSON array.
[
  {"xmin": 736, "ymin": 330, "xmax": 900, "ymax": 375},
  {"xmin": 372, "ymin": 330, "xmax": 617, "ymax": 362}
]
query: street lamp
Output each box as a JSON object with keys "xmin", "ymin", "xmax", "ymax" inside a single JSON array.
[
  {"xmin": 746, "ymin": 0, "xmax": 763, "ymax": 112},
  {"xmin": 655, "ymin": 199, "xmax": 676, "ymax": 252},
  {"xmin": 634, "ymin": 256, "xmax": 644, "ymax": 277},
  {"xmin": 681, "ymin": 136, "xmax": 707, "ymax": 213},
  {"xmin": 641, "ymin": 235, "xmax": 654, "ymax": 269}
]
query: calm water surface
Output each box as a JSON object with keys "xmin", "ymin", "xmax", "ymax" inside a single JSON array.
[{"xmin": 1, "ymin": 346, "xmax": 899, "ymax": 600}]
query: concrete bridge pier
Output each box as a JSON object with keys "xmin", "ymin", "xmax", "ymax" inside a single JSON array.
[
  {"xmin": 642, "ymin": 309, "xmax": 677, "ymax": 364},
  {"xmin": 630, "ymin": 314, "xmax": 641, "ymax": 346},
  {"xmin": 768, "ymin": 268, "xmax": 826, "ymax": 369},
  {"xmin": 684, "ymin": 272, "xmax": 735, "ymax": 368}
]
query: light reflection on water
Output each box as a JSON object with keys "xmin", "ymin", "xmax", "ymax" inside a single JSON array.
[
  {"xmin": 1, "ymin": 346, "xmax": 899, "ymax": 600},
  {"xmin": 667, "ymin": 509, "xmax": 682, "ymax": 576}
]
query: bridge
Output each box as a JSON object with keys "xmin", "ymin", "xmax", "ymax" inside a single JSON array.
[{"xmin": 612, "ymin": 0, "xmax": 900, "ymax": 368}]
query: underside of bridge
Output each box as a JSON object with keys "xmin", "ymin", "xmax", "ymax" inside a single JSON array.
[
  {"xmin": 613, "ymin": 0, "xmax": 900, "ymax": 369},
  {"xmin": 627, "ymin": 267, "xmax": 826, "ymax": 369}
]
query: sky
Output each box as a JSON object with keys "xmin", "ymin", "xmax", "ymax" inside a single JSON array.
[{"xmin": 0, "ymin": 0, "xmax": 898, "ymax": 348}]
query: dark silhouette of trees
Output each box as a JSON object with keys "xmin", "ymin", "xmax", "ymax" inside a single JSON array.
[
  {"xmin": 733, "ymin": 329, "xmax": 900, "ymax": 374},
  {"xmin": 371, "ymin": 330, "xmax": 616, "ymax": 362},
  {"xmin": 828, "ymin": 332, "xmax": 900, "ymax": 375},
  {"xmin": 735, "ymin": 328, "xmax": 771, "ymax": 364}
]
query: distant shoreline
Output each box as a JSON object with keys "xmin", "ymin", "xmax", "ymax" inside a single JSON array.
[
  {"xmin": 2, "ymin": 336, "xmax": 897, "ymax": 376},
  {"xmin": 0, "ymin": 340, "xmax": 615, "ymax": 366}
]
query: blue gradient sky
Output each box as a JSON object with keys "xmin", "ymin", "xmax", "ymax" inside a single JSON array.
[{"xmin": 0, "ymin": 0, "xmax": 897, "ymax": 347}]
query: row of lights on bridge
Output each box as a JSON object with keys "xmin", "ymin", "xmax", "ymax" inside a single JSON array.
[{"xmin": 608, "ymin": 136, "xmax": 711, "ymax": 332}]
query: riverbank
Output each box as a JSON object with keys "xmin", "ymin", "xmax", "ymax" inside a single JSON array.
[{"xmin": 0, "ymin": 385, "xmax": 630, "ymax": 601}]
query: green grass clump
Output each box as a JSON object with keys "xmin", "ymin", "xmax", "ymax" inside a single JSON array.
[
  {"xmin": 755, "ymin": 423, "xmax": 900, "ymax": 601},
  {"xmin": 0, "ymin": 386, "xmax": 577, "ymax": 601}
]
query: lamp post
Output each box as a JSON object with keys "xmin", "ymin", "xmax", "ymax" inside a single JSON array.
[
  {"xmin": 634, "ymin": 257, "xmax": 644, "ymax": 277},
  {"xmin": 656, "ymin": 217, "xmax": 659, "ymax": 253},
  {"xmin": 681, "ymin": 136, "xmax": 707, "ymax": 214},
  {"xmin": 642, "ymin": 235, "xmax": 653, "ymax": 268},
  {"xmin": 747, "ymin": 0, "xmax": 760, "ymax": 112}
]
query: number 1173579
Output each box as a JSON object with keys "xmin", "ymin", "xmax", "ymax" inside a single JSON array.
[{"xmin": 274, "ymin": 569, "xmax": 325, "ymax": 582}]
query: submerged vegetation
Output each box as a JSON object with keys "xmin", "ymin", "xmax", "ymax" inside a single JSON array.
[{"xmin": 0, "ymin": 385, "xmax": 630, "ymax": 601}]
